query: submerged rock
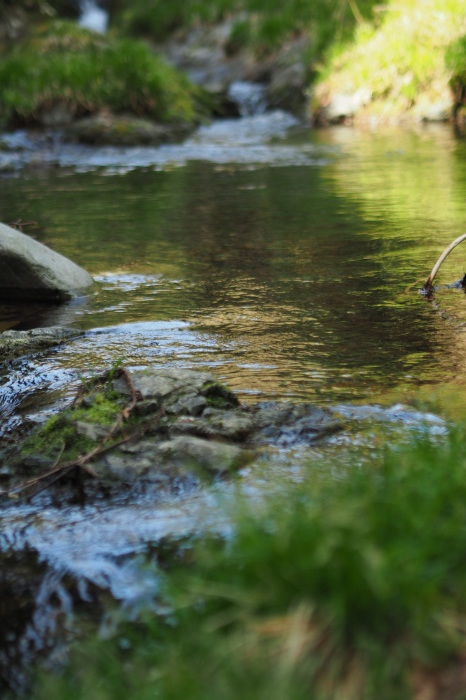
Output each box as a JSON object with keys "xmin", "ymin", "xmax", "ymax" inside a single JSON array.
[
  {"xmin": 5, "ymin": 366, "xmax": 343, "ymax": 501},
  {"xmin": 0, "ymin": 326, "xmax": 83, "ymax": 363},
  {"xmin": 65, "ymin": 115, "xmax": 194, "ymax": 146},
  {"xmin": 0, "ymin": 222, "xmax": 93, "ymax": 302},
  {"xmin": 250, "ymin": 401, "xmax": 343, "ymax": 447}
]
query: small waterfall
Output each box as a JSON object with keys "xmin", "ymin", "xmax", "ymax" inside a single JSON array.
[
  {"xmin": 227, "ymin": 81, "xmax": 267, "ymax": 117},
  {"xmin": 78, "ymin": 0, "xmax": 108, "ymax": 34}
]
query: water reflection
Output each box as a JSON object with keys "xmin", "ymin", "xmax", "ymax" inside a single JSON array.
[{"xmin": 1, "ymin": 123, "xmax": 466, "ymax": 406}]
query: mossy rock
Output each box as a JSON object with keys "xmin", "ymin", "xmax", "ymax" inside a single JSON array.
[
  {"xmin": 0, "ymin": 327, "xmax": 82, "ymax": 363},
  {"xmin": 8, "ymin": 366, "xmax": 344, "ymax": 502},
  {"xmin": 65, "ymin": 114, "xmax": 194, "ymax": 146},
  {"xmin": 14, "ymin": 367, "xmax": 251, "ymax": 493}
]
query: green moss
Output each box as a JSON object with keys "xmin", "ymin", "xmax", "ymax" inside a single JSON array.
[
  {"xmin": 20, "ymin": 386, "xmax": 125, "ymax": 463},
  {"xmin": 73, "ymin": 392, "xmax": 123, "ymax": 425},
  {"xmin": 0, "ymin": 20, "xmax": 205, "ymax": 127},
  {"xmin": 202, "ymin": 380, "xmax": 240, "ymax": 409},
  {"xmin": 21, "ymin": 412, "xmax": 94, "ymax": 462}
]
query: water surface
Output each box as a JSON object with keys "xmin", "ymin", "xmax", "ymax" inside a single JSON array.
[
  {"xmin": 2, "ymin": 118, "xmax": 466, "ymax": 408},
  {"xmin": 1, "ymin": 113, "xmax": 466, "ymax": 691}
]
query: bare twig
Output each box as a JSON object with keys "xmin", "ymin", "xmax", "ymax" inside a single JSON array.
[
  {"xmin": 422, "ymin": 232, "xmax": 466, "ymax": 295},
  {"xmin": 9, "ymin": 219, "xmax": 38, "ymax": 232}
]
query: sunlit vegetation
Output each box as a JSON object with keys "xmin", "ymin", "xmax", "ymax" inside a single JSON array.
[
  {"xmin": 33, "ymin": 426, "xmax": 466, "ymax": 699},
  {"xmin": 446, "ymin": 34, "xmax": 466, "ymax": 112},
  {"xmin": 111, "ymin": 0, "xmax": 379, "ymax": 58},
  {"xmin": 315, "ymin": 0, "xmax": 466, "ymax": 121},
  {"xmin": 2, "ymin": 1, "xmax": 465, "ymax": 125},
  {"xmin": 0, "ymin": 20, "xmax": 205, "ymax": 127}
]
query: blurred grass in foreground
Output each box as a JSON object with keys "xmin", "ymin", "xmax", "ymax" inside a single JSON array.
[{"xmin": 34, "ymin": 426, "xmax": 466, "ymax": 699}]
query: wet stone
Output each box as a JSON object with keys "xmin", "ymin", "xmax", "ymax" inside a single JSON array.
[
  {"xmin": 170, "ymin": 410, "xmax": 255, "ymax": 441},
  {"xmin": 75, "ymin": 421, "xmax": 111, "ymax": 442},
  {"xmin": 251, "ymin": 402, "xmax": 343, "ymax": 447},
  {"xmin": 154, "ymin": 435, "xmax": 253, "ymax": 475},
  {"xmin": 166, "ymin": 393, "xmax": 208, "ymax": 416},
  {"xmin": 5, "ymin": 366, "xmax": 344, "ymax": 502},
  {"xmin": 0, "ymin": 326, "xmax": 82, "ymax": 362},
  {"xmin": 65, "ymin": 115, "xmax": 193, "ymax": 147}
]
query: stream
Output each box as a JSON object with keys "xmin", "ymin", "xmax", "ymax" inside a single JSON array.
[{"xmin": 1, "ymin": 96, "xmax": 466, "ymax": 692}]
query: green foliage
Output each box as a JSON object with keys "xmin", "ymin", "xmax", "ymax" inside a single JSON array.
[
  {"xmin": 113, "ymin": 0, "xmax": 380, "ymax": 58},
  {"xmin": 114, "ymin": 0, "xmax": 236, "ymax": 42},
  {"xmin": 315, "ymin": 0, "xmax": 466, "ymax": 119},
  {"xmin": 33, "ymin": 426, "xmax": 466, "ymax": 698},
  {"xmin": 446, "ymin": 34, "xmax": 466, "ymax": 94},
  {"xmin": 0, "ymin": 20, "xmax": 203, "ymax": 126}
]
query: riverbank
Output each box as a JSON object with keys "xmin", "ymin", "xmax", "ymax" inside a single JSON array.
[
  {"xmin": 314, "ymin": 0, "xmax": 466, "ymax": 126},
  {"xmin": 1, "ymin": 1, "xmax": 465, "ymax": 137},
  {"xmin": 106, "ymin": 0, "xmax": 466, "ymax": 126}
]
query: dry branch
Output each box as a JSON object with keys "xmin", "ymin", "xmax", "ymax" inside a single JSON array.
[{"xmin": 422, "ymin": 232, "xmax": 466, "ymax": 294}]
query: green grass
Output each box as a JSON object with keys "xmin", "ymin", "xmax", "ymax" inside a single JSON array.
[
  {"xmin": 33, "ymin": 425, "xmax": 466, "ymax": 699},
  {"xmin": 0, "ymin": 20, "xmax": 205, "ymax": 127},
  {"xmin": 315, "ymin": 0, "xmax": 466, "ymax": 121}
]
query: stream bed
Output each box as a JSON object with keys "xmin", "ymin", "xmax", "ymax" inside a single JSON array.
[{"xmin": 1, "ymin": 109, "xmax": 466, "ymax": 692}]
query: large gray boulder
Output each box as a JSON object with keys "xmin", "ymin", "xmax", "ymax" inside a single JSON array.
[{"xmin": 0, "ymin": 222, "xmax": 94, "ymax": 302}]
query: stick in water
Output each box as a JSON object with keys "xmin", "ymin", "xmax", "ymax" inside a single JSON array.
[{"xmin": 422, "ymin": 232, "xmax": 466, "ymax": 294}]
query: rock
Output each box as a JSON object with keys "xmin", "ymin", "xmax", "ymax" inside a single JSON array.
[
  {"xmin": 8, "ymin": 366, "xmax": 343, "ymax": 501},
  {"xmin": 264, "ymin": 37, "xmax": 311, "ymax": 116},
  {"xmin": 155, "ymin": 435, "xmax": 252, "ymax": 475},
  {"xmin": 95, "ymin": 434, "xmax": 252, "ymax": 482},
  {"xmin": 0, "ymin": 326, "xmax": 83, "ymax": 362},
  {"xmin": 318, "ymin": 89, "xmax": 372, "ymax": 124},
  {"xmin": 39, "ymin": 102, "xmax": 75, "ymax": 127},
  {"xmin": 0, "ymin": 222, "xmax": 94, "ymax": 302},
  {"xmin": 266, "ymin": 62, "xmax": 308, "ymax": 116},
  {"xmin": 75, "ymin": 421, "xmax": 111, "ymax": 442},
  {"xmin": 413, "ymin": 96, "xmax": 452, "ymax": 122},
  {"xmin": 65, "ymin": 114, "xmax": 193, "ymax": 147},
  {"xmin": 163, "ymin": 22, "xmax": 254, "ymax": 95},
  {"xmin": 251, "ymin": 402, "xmax": 343, "ymax": 447},
  {"xmin": 161, "ymin": 22, "xmax": 310, "ymax": 117},
  {"xmin": 170, "ymin": 409, "xmax": 255, "ymax": 441},
  {"xmin": 95, "ymin": 449, "xmax": 165, "ymax": 483},
  {"xmin": 112, "ymin": 367, "xmax": 239, "ymax": 412}
]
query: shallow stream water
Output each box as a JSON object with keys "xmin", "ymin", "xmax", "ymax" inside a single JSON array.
[{"xmin": 1, "ymin": 111, "xmax": 466, "ymax": 691}]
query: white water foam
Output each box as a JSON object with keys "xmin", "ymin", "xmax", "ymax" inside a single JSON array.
[{"xmin": 78, "ymin": 0, "xmax": 108, "ymax": 34}]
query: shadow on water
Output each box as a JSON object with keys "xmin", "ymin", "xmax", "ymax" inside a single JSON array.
[{"xmin": 1, "ymin": 117, "xmax": 466, "ymax": 691}]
